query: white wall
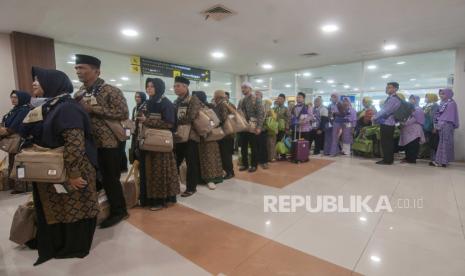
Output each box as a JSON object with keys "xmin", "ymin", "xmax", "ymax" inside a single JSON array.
[
  {"xmin": 453, "ymin": 47, "xmax": 465, "ymax": 161},
  {"xmin": 0, "ymin": 33, "xmax": 15, "ymax": 116}
]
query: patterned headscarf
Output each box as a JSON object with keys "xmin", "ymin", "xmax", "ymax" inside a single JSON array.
[
  {"xmin": 362, "ymin": 96, "xmax": 373, "ymax": 107},
  {"xmin": 425, "ymin": 93, "xmax": 438, "ymax": 103}
]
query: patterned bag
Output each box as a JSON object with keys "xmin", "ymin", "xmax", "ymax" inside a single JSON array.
[{"xmin": 174, "ymin": 124, "xmax": 191, "ymax": 143}]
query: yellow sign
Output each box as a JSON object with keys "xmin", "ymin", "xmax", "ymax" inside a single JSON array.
[
  {"xmin": 173, "ymin": 70, "xmax": 181, "ymax": 78},
  {"xmin": 130, "ymin": 65, "xmax": 140, "ymax": 73},
  {"xmin": 130, "ymin": 56, "xmax": 141, "ymax": 66}
]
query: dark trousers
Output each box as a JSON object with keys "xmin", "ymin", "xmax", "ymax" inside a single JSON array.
[
  {"xmin": 239, "ymin": 132, "xmax": 258, "ymax": 168},
  {"xmin": 119, "ymin": 141, "xmax": 128, "ymax": 172},
  {"xmin": 257, "ymin": 131, "xmax": 268, "ymax": 164},
  {"xmin": 97, "ymin": 147, "xmax": 127, "ymax": 217},
  {"xmin": 380, "ymin": 124, "xmax": 395, "ymax": 164},
  {"xmin": 138, "ymin": 150, "xmax": 148, "ymax": 206},
  {"xmin": 404, "ymin": 138, "xmax": 420, "ymax": 163},
  {"xmin": 309, "ymin": 129, "xmax": 324, "ymax": 154},
  {"xmin": 219, "ymin": 137, "xmax": 234, "ymax": 175},
  {"xmin": 175, "ymin": 140, "xmax": 200, "ymax": 193}
]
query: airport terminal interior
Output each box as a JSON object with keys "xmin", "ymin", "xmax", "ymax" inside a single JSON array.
[{"xmin": 1, "ymin": 1, "xmax": 465, "ymax": 275}]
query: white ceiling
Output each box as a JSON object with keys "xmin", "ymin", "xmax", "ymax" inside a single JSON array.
[{"xmin": 1, "ymin": 0, "xmax": 465, "ymax": 75}]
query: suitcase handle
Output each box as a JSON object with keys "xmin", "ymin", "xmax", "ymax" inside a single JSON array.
[{"xmin": 294, "ymin": 125, "xmax": 302, "ymax": 140}]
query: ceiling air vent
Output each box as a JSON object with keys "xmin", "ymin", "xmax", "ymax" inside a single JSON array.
[
  {"xmin": 201, "ymin": 4, "xmax": 236, "ymax": 21},
  {"xmin": 300, "ymin": 52, "xmax": 319, "ymax": 57}
]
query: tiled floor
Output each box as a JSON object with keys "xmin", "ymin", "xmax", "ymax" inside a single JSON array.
[{"xmin": 1, "ymin": 156, "xmax": 465, "ymax": 275}]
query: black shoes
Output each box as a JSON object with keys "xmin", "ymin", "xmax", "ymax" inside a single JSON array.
[
  {"xmin": 224, "ymin": 173, "xmax": 235, "ymax": 180},
  {"xmin": 100, "ymin": 212, "xmax": 129, "ymax": 229},
  {"xmin": 248, "ymin": 166, "xmax": 257, "ymax": 173},
  {"xmin": 181, "ymin": 190, "xmax": 196, "ymax": 197},
  {"xmin": 238, "ymin": 166, "xmax": 248, "ymax": 172},
  {"xmin": 376, "ymin": 160, "xmax": 393, "ymax": 165}
]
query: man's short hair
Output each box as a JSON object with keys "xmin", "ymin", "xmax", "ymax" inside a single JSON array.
[
  {"xmin": 297, "ymin": 92, "xmax": 305, "ymax": 98},
  {"xmin": 387, "ymin": 82, "xmax": 399, "ymax": 89},
  {"xmin": 278, "ymin": 93, "xmax": 286, "ymax": 99}
]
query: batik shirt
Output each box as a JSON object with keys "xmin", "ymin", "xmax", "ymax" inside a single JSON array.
[{"xmin": 237, "ymin": 94, "xmax": 265, "ymax": 129}]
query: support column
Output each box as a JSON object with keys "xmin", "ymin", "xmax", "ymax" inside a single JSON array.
[{"xmin": 453, "ymin": 47, "xmax": 465, "ymax": 161}]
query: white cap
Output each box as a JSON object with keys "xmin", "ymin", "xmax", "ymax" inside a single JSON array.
[{"xmin": 241, "ymin": 82, "xmax": 253, "ymax": 89}]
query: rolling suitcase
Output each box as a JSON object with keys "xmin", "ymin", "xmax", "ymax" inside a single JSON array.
[{"xmin": 291, "ymin": 126, "xmax": 309, "ymax": 163}]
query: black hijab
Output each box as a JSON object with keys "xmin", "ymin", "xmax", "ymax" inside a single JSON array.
[
  {"xmin": 192, "ymin": 91, "xmax": 207, "ymax": 105},
  {"xmin": 2, "ymin": 90, "xmax": 31, "ymax": 132},
  {"xmin": 135, "ymin": 91, "xmax": 147, "ymax": 108},
  {"xmin": 32, "ymin": 66, "xmax": 74, "ymax": 98},
  {"xmin": 145, "ymin": 78, "xmax": 175, "ymax": 125}
]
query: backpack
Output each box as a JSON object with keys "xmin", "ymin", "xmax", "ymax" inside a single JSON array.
[{"xmin": 393, "ymin": 96, "xmax": 414, "ymax": 123}]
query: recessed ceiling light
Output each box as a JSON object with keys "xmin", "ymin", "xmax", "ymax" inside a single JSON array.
[
  {"xmin": 381, "ymin": 74, "xmax": 392, "ymax": 79},
  {"xmin": 116, "ymin": 83, "xmax": 123, "ymax": 87},
  {"xmin": 261, "ymin": 63, "xmax": 273, "ymax": 70},
  {"xmin": 367, "ymin": 65, "xmax": 377, "ymax": 70},
  {"xmin": 72, "ymin": 80, "xmax": 79, "ymax": 83},
  {"xmin": 225, "ymin": 82, "xmax": 232, "ymax": 85},
  {"xmin": 327, "ymin": 79, "xmax": 335, "ymax": 84},
  {"xmin": 344, "ymin": 85, "xmax": 350, "ymax": 89},
  {"xmin": 319, "ymin": 91, "xmax": 324, "ymax": 94},
  {"xmin": 255, "ymin": 79, "xmax": 264, "ymax": 83},
  {"xmin": 121, "ymin": 28, "xmax": 139, "ymax": 37},
  {"xmin": 211, "ymin": 51, "xmax": 225, "ymax": 59},
  {"xmin": 121, "ymin": 76, "xmax": 129, "ymax": 81},
  {"xmin": 303, "ymin": 72, "xmax": 312, "ymax": 77},
  {"xmin": 383, "ymin": 43, "xmax": 398, "ymax": 51},
  {"xmin": 370, "ymin": 256, "xmax": 381, "ymax": 263},
  {"xmin": 410, "ymin": 78, "xmax": 417, "ymax": 81},
  {"xmin": 203, "ymin": 83, "xmax": 209, "ymax": 87},
  {"xmin": 265, "ymin": 220, "xmax": 271, "ymax": 225},
  {"xmin": 396, "ymin": 61, "xmax": 406, "ymax": 65},
  {"xmin": 359, "ymin": 216, "xmax": 367, "ymax": 222},
  {"xmin": 315, "ymin": 80, "xmax": 322, "ymax": 83},
  {"xmin": 285, "ymin": 84, "xmax": 292, "ymax": 88},
  {"xmin": 353, "ymin": 88, "xmax": 360, "ymax": 91},
  {"xmin": 263, "ymin": 85, "xmax": 268, "ymax": 88},
  {"xmin": 321, "ymin": 24, "xmax": 339, "ymax": 33},
  {"xmin": 110, "ymin": 79, "xmax": 116, "ymax": 82},
  {"xmin": 67, "ymin": 61, "xmax": 74, "ymax": 64}
]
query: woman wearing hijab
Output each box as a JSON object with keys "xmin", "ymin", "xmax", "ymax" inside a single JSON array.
[
  {"xmin": 324, "ymin": 93, "xmax": 340, "ymax": 156},
  {"xmin": 430, "ymin": 89, "xmax": 459, "ymax": 167},
  {"xmin": 129, "ymin": 91, "xmax": 147, "ymax": 164},
  {"xmin": 23, "ymin": 67, "xmax": 98, "ymax": 265},
  {"xmin": 399, "ymin": 95, "xmax": 425, "ymax": 163},
  {"xmin": 138, "ymin": 78, "xmax": 179, "ymax": 210},
  {"xmin": 264, "ymin": 99, "xmax": 278, "ymax": 162},
  {"xmin": 1, "ymin": 90, "xmax": 31, "ymax": 193},
  {"xmin": 213, "ymin": 90, "xmax": 235, "ymax": 179},
  {"xmin": 357, "ymin": 96, "xmax": 377, "ymax": 119},
  {"xmin": 192, "ymin": 91, "xmax": 223, "ymax": 189},
  {"xmin": 340, "ymin": 97, "xmax": 357, "ymax": 155},
  {"xmin": 421, "ymin": 93, "xmax": 440, "ymax": 159}
]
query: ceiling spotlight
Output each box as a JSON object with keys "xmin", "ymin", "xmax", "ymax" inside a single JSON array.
[
  {"xmin": 327, "ymin": 79, "xmax": 335, "ymax": 84},
  {"xmin": 121, "ymin": 76, "xmax": 129, "ymax": 81},
  {"xmin": 315, "ymin": 80, "xmax": 322, "ymax": 83},
  {"xmin": 255, "ymin": 79, "xmax": 264, "ymax": 83},
  {"xmin": 396, "ymin": 61, "xmax": 406, "ymax": 65},
  {"xmin": 265, "ymin": 220, "xmax": 271, "ymax": 225},
  {"xmin": 359, "ymin": 216, "xmax": 367, "ymax": 222},
  {"xmin": 381, "ymin": 74, "xmax": 392, "ymax": 79},
  {"xmin": 344, "ymin": 85, "xmax": 350, "ymax": 89},
  {"xmin": 203, "ymin": 83, "xmax": 209, "ymax": 87},
  {"xmin": 116, "ymin": 83, "xmax": 123, "ymax": 87},
  {"xmin": 121, "ymin": 28, "xmax": 139, "ymax": 37},
  {"xmin": 321, "ymin": 24, "xmax": 339, "ymax": 33},
  {"xmin": 353, "ymin": 88, "xmax": 360, "ymax": 91},
  {"xmin": 261, "ymin": 63, "xmax": 273, "ymax": 70},
  {"xmin": 370, "ymin": 256, "xmax": 381, "ymax": 263},
  {"xmin": 110, "ymin": 79, "xmax": 116, "ymax": 82},
  {"xmin": 211, "ymin": 51, "xmax": 225, "ymax": 59},
  {"xmin": 285, "ymin": 84, "xmax": 292, "ymax": 88},
  {"xmin": 410, "ymin": 78, "xmax": 417, "ymax": 81},
  {"xmin": 225, "ymin": 82, "xmax": 232, "ymax": 85},
  {"xmin": 367, "ymin": 65, "xmax": 377, "ymax": 70},
  {"xmin": 383, "ymin": 43, "xmax": 398, "ymax": 51},
  {"xmin": 303, "ymin": 72, "xmax": 312, "ymax": 77}
]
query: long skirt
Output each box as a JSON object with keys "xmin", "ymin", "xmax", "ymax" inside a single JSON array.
[
  {"xmin": 326, "ymin": 123, "xmax": 341, "ymax": 156},
  {"xmin": 198, "ymin": 140, "xmax": 224, "ymax": 184},
  {"xmin": 32, "ymin": 160, "xmax": 98, "ymax": 265},
  {"xmin": 341, "ymin": 124, "xmax": 354, "ymax": 144},
  {"xmin": 145, "ymin": 151, "xmax": 180, "ymax": 206},
  {"xmin": 323, "ymin": 127, "xmax": 333, "ymax": 155},
  {"xmin": 435, "ymin": 122, "xmax": 455, "ymax": 166}
]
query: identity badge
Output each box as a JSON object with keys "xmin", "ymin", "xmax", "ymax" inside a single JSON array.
[{"xmin": 16, "ymin": 166, "xmax": 25, "ymax": 179}]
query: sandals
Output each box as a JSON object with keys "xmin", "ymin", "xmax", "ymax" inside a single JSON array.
[{"xmin": 181, "ymin": 191, "xmax": 196, "ymax": 197}]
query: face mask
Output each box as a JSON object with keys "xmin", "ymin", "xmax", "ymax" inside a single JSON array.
[{"xmin": 30, "ymin": 97, "xmax": 48, "ymax": 107}]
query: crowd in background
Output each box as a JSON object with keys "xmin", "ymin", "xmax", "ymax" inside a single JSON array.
[{"xmin": 0, "ymin": 54, "xmax": 460, "ymax": 265}]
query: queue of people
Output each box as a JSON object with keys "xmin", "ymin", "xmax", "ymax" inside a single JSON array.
[{"xmin": 0, "ymin": 53, "xmax": 460, "ymax": 266}]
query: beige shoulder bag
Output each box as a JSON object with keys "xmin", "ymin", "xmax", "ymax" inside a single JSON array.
[
  {"xmin": 0, "ymin": 134, "xmax": 23, "ymax": 154},
  {"xmin": 139, "ymin": 127, "xmax": 173, "ymax": 153}
]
